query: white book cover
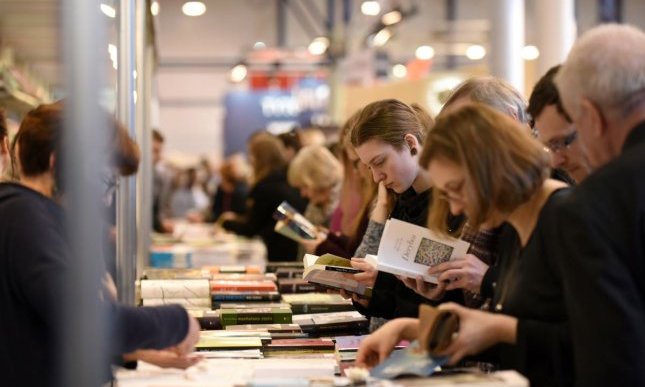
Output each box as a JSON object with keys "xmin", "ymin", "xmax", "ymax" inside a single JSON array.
[
  {"xmin": 374, "ymin": 218, "xmax": 470, "ymax": 284},
  {"xmin": 140, "ymin": 279, "xmax": 211, "ymax": 299}
]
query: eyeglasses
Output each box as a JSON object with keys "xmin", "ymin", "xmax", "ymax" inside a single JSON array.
[{"xmin": 545, "ymin": 130, "xmax": 578, "ymax": 153}]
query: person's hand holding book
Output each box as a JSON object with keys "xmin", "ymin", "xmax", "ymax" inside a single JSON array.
[
  {"xmin": 399, "ymin": 275, "xmax": 447, "ymax": 300},
  {"xmin": 427, "ymin": 254, "xmax": 488, "ymax": 293},
  {"xmin": 355, "ymin": 317, "xmax": 420, "ymax": 368}
]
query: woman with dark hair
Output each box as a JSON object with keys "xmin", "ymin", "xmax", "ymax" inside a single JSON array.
[
  {"xmin": 221, "ymin": 133, "xmax": 307, "ymax": 261},
  {"xmin": 0, "ymin": 102, "xmax": 200, "ymax": 386},
  {"xmin": 358, "ymin": 104, "xmax": 573, "ymax": 387}
]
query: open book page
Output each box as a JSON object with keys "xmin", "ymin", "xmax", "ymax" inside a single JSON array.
[
  {"xmin": 273, "ymin": 201, "xmax": 318, "ymax": 241},
  {"xmin": 302, "ymin": 254, "xmax": 372, "ymax": 297},
  {"xmin": 375, "ymin": 219, "xmax": 470, "ymax": 284}
]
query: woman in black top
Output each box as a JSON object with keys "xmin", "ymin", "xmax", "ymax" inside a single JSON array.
[
  {"xmin": 357, "ymin": 104, "xmax": 573, "ymax": 387},
  {"xmin": 221, "ymin": 133, "xmax": 307, "ymax": 261},
  {"xmin": 344, "ymin": 99, "xmax": 464, "ymax": 319}
]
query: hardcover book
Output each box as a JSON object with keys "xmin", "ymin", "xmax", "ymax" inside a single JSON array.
[
  {"xmin": 140, "ymin": 279, "xmax": 211, "ymax": 299},
  {"xmin": 210, "ymin": 279, "xmax": 278, "ymax": 292},
  {"xmin": 211, "ymin": 292, "xmax": 282, "ymax": 306},
  {"xmin": 277, "ymin": 278, "xmax": 326, "ymax": 294},
  {"xmin": 302, "ymin": 254, "xmax": 372, "ymax": 298},
  {"xmin": 374, "ymin": 218, "xmax": 470, "ymax": 284},
  {"xmin": 282, "ymin": 293, "xmax": 354, "ymax": 314}
]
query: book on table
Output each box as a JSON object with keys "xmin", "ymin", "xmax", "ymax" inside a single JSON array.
[
  {"xmin": 372, "ymin": 218, "xmax": 470, "ymax": 284},
  {"xmin": 282, "ymin": 293, "xmax": 355, "ymax": 314},
  {"xmin": 219, "ymin": 307, "xmax": 293, "ymax": 326},
  {"xmin": 273, "ymin": 201, "xmax": 319, "ymax": 242},
  {"xmin": 302, "ymin": 254, "xmax": 373, "ymax": 298}
]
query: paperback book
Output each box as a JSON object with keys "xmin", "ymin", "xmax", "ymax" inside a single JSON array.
[
  {"xmin": 302, "ymin": 254, "xmax": 372, "ymax": 298},
  {"xmin": 219, "ymin": 307, "xmax": 293, "ymax": 326},
  {"xmin": 273, "ymin": 201, "xmax": 319, "ymax": 241},
  {"xmin": 374, "ymin": 218, "xmax": 470, "ymax": 284}
]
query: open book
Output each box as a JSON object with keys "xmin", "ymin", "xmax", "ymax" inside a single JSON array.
[
  {"xmin": 372, "ymin": 218, "xmax": 470, "ymax": 284},
  {"xmin": 302, "ymin": 254, "xmax": 372, "ymax": 298},
  {"xmin": 273, "ymin": 201, "xmax": 318, "ymax": 242}
]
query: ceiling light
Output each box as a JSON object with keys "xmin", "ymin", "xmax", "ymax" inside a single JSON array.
[
  {"xmin": 100, "ymin": 3, "xmax": 116, "ymax": 18},
  {"xmin": 133, "ymin": 70, "xmax": 137, "ymax": 79},
  {"xmin": 308, "ymin": 37, "xmax": 329, "ymax": 56},
  {"xmin": 361, "ymin": 1, "xmax": 381, "ymax": 16},
  {"xmin": 151, "ymin": 1, "xmax": 159, "ymax": 16},
  {"xmin": 522, "ymin": 45, "xmax": 540, "ymax": 60},
  {"xmin": 253, "ymin": 41, "xmax": 266, "ymax": 50},
  {"xmin": 466, "ymin": 44, "xmax": 486, "ymax": 60},
  {"xmin": 392, "ymin": 64, "xmax": 407, "ymax": 78},
  {"xmin": 381, "ymin": 10, "xmax": 402, "ymax": 25},
  {"xmin": 230, "ymin": 64, "xmax": 248, "ymax": 83},
  {"xmin": 415, "ymin": 45, "xmax": 435, "ymax": 60},
  {"xmin": 182, "ymin": 1, "xmax": 206, "ymax": 17},
  {"xmin": 371, "ymin": 28, "xmax": 392, "ymax": 47}
]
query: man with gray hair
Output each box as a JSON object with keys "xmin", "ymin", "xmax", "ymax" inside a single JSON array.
[{"xmin": 554, "ymin": 23, "xmax": 645, "ymax": 387}]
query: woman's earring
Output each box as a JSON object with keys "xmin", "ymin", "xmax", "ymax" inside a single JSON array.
[{"xmin": 411, "ymin": 148, "xmax": 418, "ymax": 156}]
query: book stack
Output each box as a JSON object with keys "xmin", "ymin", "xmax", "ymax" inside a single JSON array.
[
  {"xmin": 211, "ymin": 278, "xmax": 281, "ymax": 308},
  {"xmin": 140, "ymin": 279, "xmax": 211, "ymax": 310},
  {"xmin": 262, "ymin": 338, "xmax": 336, "ymax": 359},
  {"xmin": 292, "ymin": 311, "xmax": 369, "ymax": 337},
  {"xmin": 219, "ymin": 307, "xmax": 293, "ymax": 327},
  {"xmin": 282, "ymin": 293, "xmax": 354, "ymax": 314}
]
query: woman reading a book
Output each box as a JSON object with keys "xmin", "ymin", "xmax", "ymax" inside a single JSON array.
[
  {"xmin": 356, "ymin": 104, "xmax": 573, "ymax": 387},
  {"xmin": 345, "ymin": 99, "xmax": 465, "ymax": 319},
  {"xmin": 220, "ymin": 133, "xmax": 307, "ymax": 261}
]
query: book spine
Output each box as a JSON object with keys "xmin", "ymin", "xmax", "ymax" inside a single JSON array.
[
  {"xmin": 290, "ymin": 303, "xmax": 356, "ymax": 314},
  {"xmin": 279, "ymin": 283, "xmax": 324, "ymax": 294},
  {"xmin": 220, "ymin": 313, "xmax": 293, "ymax": 326}
]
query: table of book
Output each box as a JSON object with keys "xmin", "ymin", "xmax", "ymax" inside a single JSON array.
[{"xmin": 121, "ymin": 229, "xmax": 528, "ymax": 387}]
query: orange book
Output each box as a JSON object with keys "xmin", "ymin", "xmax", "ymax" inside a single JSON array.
[{"xmin": 210, "ymin": 280, "xmax": 277, "ymax": 292}]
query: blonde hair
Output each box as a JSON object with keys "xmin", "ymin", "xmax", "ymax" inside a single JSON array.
[
  {"xmin": 350, "ymin": 99, "xmax": 434, "ymax": 149},
  {"xmin": 288, "ymin": 145, "xmax": 342, "ymax": 191},
  {"xmin": 421, "ymin": 104, "xmax": 550, "ymax": 231}
]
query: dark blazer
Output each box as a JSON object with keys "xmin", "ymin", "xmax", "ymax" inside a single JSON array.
[
  {"xmin": 554, "ymin": 121, "xmax": 645, "ymax": 387},
  {"xmin": 222, "ymin": 168, "xmax": 307, "ymax": 261},
  {"xmin": 0, "ymin": 183, "xmax": 190, "ymax": 386}
]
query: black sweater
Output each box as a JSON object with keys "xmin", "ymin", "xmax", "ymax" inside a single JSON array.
[
  {"xmin": 222, "ymin": 168, "xmax": 307, "ymax": 261},
  {"xmin": 0, "ymin": 183, "xmax": 190, "ymax": 387},
  {"xmin": 357, "ymin": 188, "xmax": 464, "ymax": 319}
]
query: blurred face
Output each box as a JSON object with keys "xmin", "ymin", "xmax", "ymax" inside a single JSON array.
[
  {"xmin": 346, "ymin": 145, "xmax": 371, "ymax": 182},
  {"xmin": 355, "ymin": 138, "xmax": 419, "ymax": 194},
  {"xmin": 152, "ymin": 139, "xmax": 163, "ymax": 165},
  {"xmin": 299, "ymin": 185, "xmax": 331, "ymax": 206},
  {"xmin": 427, "ymin": 157, "xmax": 470, "ymax": 218},
  {"xmin": 535, "ymin": 105, "xmax": 592, "ymax": 182}
]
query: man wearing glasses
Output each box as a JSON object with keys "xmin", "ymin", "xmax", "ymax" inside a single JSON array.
[{"xmin": 528, "ymin": 65, "xmax": 592, "ymax": 183}]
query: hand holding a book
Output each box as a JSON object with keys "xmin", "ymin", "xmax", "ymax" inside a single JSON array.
[
  {"xmin": 427, "ymin": 254, "xmax": 489, "ymax": 294},
  {"xmin": 399, "ymin": 275, "xmax": 447, "ymax": 301},
  {"xmin": 356, "ymin": 317, "xmax": 420, "ymax": 368},
  {"xmin": 351, "ymin": 257, "xmax": 378, "ymax": 287},
  {"xmin": 435, "ymin": 303, "xmax": 517, "ymax": 365},
  {"xmin": 300, "ymin": 231, "xmax": 327, "ymax": 254}
]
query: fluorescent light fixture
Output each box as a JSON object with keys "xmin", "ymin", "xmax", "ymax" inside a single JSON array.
[
  {"xmin": 415, "ymin": 45, "xmax": 435, "ymax": 60},
  {"xmin": 253, "ymin": 41, "xmax": 266, "ymax": 50},
  {"xmin": 182, "ymin": 1, "xmax": 206, "ymax": 17},
  {"xmin": 308, "ymin": 37, "xmax": 329, "ymax": 56},
  {"xmin": 392, "ymin": 64, "xmax": 407, "ymax": 78},
  {"xmin": 371, "ymin": 28, "xmax": 392, "ymax": 47},
  {"xmin": 381, "ymin": 10, "xmax": 402, "ymax": 25},
  {"xmin": 466, "ymin": 44, "xmax": 486, "ymax": 60},
  {"xmin": 230, "ymin": 64, "xmax": 248, "ymax": 83},
  {"xmin": 151, "ymin": 1, "xmax": 159, "ymax": 16},
  {"xmin": 361, "ymin": 1, "xmax": 381, "ymax": 16},
  {"xmin": 100, "ymin": 3, "xmax": 116, "ymax": 18},
  {"xmin": 522, "ymin": 45, "xmax": 540, "ymax": 60}
]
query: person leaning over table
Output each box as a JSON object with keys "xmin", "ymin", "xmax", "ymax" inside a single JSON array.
[
  {"xmin": 553, "ymin": 23, "xmax": 645, "ymax": 387},
  {"xmin": 0, "ymin": 102, "xmax": 200, "ymax": 387},
  {"xmin": 357, "ymin": 104, "xmax": 574, "ymax": 387}
]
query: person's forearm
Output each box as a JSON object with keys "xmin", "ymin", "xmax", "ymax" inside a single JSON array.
[{"xmin": 492, "ymin": 314, "xmax": 517, "ymax": 344}]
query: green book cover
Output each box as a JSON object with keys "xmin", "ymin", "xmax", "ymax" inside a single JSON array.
[{"xmin": 220, "ymin": 307, "xmax": 293, "ymax": 326}]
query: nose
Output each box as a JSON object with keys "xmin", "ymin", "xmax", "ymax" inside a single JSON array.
[
  {"xmin": 371, "ymin": 168, "xmax": 384, "ymax": 183},
  {"xmin": 552, "ymin": 152, "xmax": 567, "ymax": 168},
  {"xmin": 449, "ymin": 200, "xmax": 464, "ymax": 216}
]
